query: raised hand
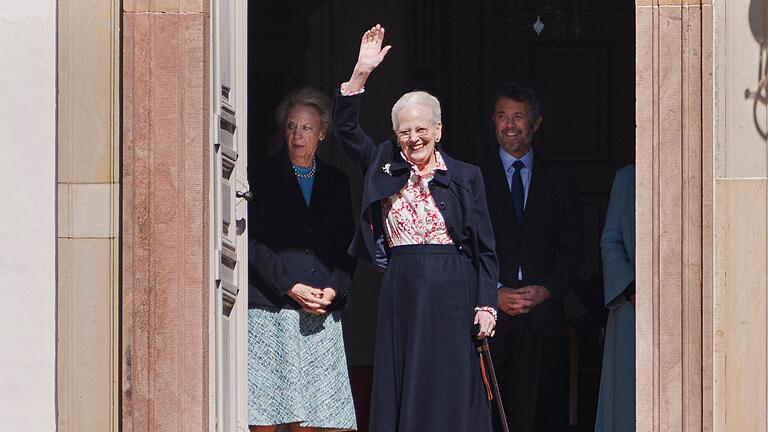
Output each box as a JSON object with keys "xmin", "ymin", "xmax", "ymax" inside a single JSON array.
[
  {"xmin": 355, "ymin": 24, "xmax": 392, "ymax": 73},
  {"xmin": 344, "ymin": 24, "xmax": 392, "ymax": 93}
]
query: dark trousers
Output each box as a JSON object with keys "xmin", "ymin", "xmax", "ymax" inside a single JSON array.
[{"xmin": 490, "ymin": 315, "xmax": 569, "ymax": 432}]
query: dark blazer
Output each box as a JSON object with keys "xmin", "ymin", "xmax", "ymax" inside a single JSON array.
[
  {"xmin": 247, "ymin": 148, "xmax": 356, "ymax": 310},
  {"xmin": 479, "ymin": 150, "xmax": 583, "ymax": 336},
  {"xmin": 332, "ymin": 92, "xmax": 499, "ymax": 309}
]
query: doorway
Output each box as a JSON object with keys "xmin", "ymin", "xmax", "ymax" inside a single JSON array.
[{"xmin": 246, "ymin": 1, "xmax": 635, "ymax": 430}]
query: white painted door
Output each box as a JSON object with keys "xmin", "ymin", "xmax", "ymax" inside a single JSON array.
[{"xmin": 211, "ymin": 0, "xmax": 249, "ymax": 430}]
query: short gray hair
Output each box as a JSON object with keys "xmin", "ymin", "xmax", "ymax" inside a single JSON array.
[
  {"xmin": 391, "ymin": 91, "xmax": 442, "ymax": 131},
  {"xmin": 275, "ymin": 86, "xmax": 332, "ymax": 131}
]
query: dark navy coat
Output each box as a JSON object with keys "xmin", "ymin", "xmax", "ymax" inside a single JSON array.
[
  {"xmin": 247, "ymin": 147, "xmax": 356, "ymax": 310},
  {"xmin": 332, "ymin": 92, "xmax": 499, "ymax": 309}
]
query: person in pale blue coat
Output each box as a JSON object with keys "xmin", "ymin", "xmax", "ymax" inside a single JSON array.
[{"xmin": 595, "ymin": 164, "xmax": 635, "ymax": 432}]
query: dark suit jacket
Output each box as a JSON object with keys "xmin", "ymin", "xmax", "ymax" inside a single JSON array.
[
  {"xmin": 479, "ymin": 150, "xmax": 583, "ymax": 336},
  {"xmin": 333, "ymin": 92, "xmax": 499, "ymax": 309},
  {"xmin": 247, "ymin": 148, "xmax": 356, "ymax": 310}
]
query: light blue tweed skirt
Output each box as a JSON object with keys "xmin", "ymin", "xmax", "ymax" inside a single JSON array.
[{"xmin": 247, "ymin": 306, "xmax": 357, "ymax": 431}]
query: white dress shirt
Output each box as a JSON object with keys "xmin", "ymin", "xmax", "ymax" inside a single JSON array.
[{"xmin": 498, "ymin": 146, "xmax": 534, "ymax": 207}]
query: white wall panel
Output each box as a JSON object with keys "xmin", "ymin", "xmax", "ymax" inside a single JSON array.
[{"xmin": 0, "ymin": 0, "xmax": 57, "ymax": 430}]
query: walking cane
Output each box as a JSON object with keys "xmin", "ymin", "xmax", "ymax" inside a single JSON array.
[{"xmin": 473, "ymin": 325, "xmax": 510, "ymax": 432}]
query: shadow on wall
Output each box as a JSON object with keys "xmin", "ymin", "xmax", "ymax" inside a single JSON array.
[{"xmin": 745, "ymin": 0, "xmax": 768, "ymax": 138}]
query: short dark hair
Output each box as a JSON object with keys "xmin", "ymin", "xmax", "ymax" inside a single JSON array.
[{"xmin": 491, "ymin": 81, "xmax": 543, "ymax": 118}]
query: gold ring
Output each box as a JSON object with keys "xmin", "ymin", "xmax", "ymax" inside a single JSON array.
[{"xmin": 490, "ymin": 330, "xmax": 496, "ymax": 338}]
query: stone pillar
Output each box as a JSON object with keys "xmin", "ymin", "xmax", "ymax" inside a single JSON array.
[
  {"xmin": 635, "ymin": 1, "xmax": 713, "ymax": 431},
  {"xmin": 122, "ymin": 1, "xmax": 210, "ymax": 430},
  {"xmin": 712, "ymin": 0, "xmax": 768, "ymax": 430},
  {"xmin": 57, "ymin": 0, "xmax": 121, "ymax": 430}
]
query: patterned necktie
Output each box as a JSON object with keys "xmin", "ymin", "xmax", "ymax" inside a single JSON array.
[{"xmin": 511, "ymin": 160, "xmax": 525, "ymax": 224}]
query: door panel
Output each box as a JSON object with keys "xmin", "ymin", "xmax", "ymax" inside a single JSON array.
[{"xmin": 212, "ymin": 0, "xmax": 249, "ymax": 430}]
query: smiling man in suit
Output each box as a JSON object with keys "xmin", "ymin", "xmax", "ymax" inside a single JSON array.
[{"xmin": 480, "ymin": 82, "xmax": 584, "ymax": 432}]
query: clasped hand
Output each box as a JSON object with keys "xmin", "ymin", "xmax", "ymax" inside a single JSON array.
[
  {"xmin": 498, "ymin": 285, "xmax": 551, "ymax": 316},
  {"xmin": 287, "ymin": 283, "xmax": 336, "ymax": 315}
]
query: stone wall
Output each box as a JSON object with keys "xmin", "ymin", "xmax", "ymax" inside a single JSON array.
[
  {"xmin": 56, "ymin": 0, "xmax": 121, "ymax": 430},
  {"xmin": 713, "ymin": 0, "xmax": 768, "ymax": 430},
  {"xmin": 0, "ymin": 1, "xmax": 57, "ymax": 430},
  {"xmin": 637, "ymin": 0, "xmax": 768, "ymax": 430}
]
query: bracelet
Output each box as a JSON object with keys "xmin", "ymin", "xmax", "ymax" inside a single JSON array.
[
  {"xmin": 474, "ymin": 306, "xmax": 497, "ymax": 321},
  {"xmin": 340, "ymin": 82, "xmax": 365, "ymax": 96}
]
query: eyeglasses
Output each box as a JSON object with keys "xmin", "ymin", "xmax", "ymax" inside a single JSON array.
[{"xmin": 396, "ymin": 126, "xmax": 431, "ymax": 141}]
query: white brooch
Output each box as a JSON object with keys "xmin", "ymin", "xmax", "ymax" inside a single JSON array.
[{"xmin": 382, "ymin": 163, "xmax": 392, "ymax": 175}]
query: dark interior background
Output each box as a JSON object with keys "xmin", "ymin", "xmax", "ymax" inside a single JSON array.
[{"xmin": 248, "ymin": 1, "xmax": 635, "ymax": 429}]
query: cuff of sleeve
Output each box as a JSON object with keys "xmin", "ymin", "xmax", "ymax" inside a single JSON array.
[
  {"xmin": 623, "ymin": 281, "xmax": 636, "ymax": 300},
  {"xmin": 340, "ymin": 82, "xmax": 365, "ymax": 96},
  {"xmin": 276, "ymin": 278, "xmax": 300, "ymax": 299},
  {"xmin": 474, "ymin": 306, "xmax": 498, "ymax": 321},
  {"xmin": 540, "ymin": 276, "xmax": 563, "ymax": 301},
  {"xmin": 328, "ymin": 286, "xmax": 347, "ymax": 309}
]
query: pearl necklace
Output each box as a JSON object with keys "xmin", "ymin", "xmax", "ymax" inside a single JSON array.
[{"xmin": 293, "ymin": 158, "xmax": 316, "ymax": 179}]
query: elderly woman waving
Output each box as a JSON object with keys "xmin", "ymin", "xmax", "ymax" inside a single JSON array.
[{"xmin": 333, "ymin": 25, "xmax": 499, "ymax": 432}]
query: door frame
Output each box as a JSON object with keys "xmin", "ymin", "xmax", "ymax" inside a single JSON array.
[
  {"xmin": 210, "ymin": 0, "xmax": 250, "ymax": 429},
  {"xmin": 116, "ymin": 2, "xmax": 719, "ymax": 431}
]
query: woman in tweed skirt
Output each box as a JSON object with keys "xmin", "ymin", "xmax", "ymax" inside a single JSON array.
[{"xmin": 247, "ymin": 87, "xmax": 357, "ymax": 431}]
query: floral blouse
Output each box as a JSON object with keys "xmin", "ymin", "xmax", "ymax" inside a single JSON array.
[{"xmin": 382, "ymin": 151, "xmax": 455, "ymax": 247}]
